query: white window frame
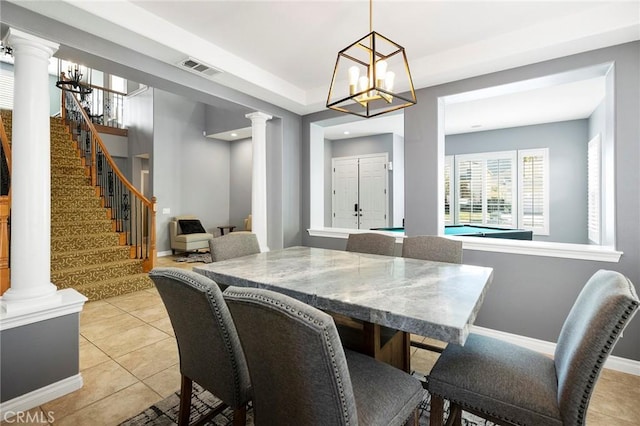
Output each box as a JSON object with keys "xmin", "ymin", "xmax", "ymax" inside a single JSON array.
[
  {"xmin": 587, "ymin": 135, "xmax": 601, "ymax": 244},
  {"xmin": 444, "ymin": 155, "xmax": 454, "ymax": 225},
  {"xmin": 517, "ymin": 148, "xmax": 549, "ymax": 235}
]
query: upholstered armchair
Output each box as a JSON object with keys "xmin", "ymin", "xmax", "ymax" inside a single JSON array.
[{"xmin": 169, "ymin": 215, "xmax": 214, "ymax": 255}]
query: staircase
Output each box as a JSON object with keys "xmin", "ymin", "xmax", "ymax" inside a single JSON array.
[{"xmin": 1, "ymin": 110, "xmax": 153, "ymax": 300}]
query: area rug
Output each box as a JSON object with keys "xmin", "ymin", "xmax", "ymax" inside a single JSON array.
[
  {"xmin": 120, "ymin": 381, "xmax": 494, "ymax": 425},
  {"xmin": 174, "ymin": 253, "xmax": 212, "ymax": 263}
]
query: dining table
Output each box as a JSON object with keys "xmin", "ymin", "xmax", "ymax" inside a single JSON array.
[{"xmin": 194, "ymin": 246, "xmax": 493, "ymax": 372}]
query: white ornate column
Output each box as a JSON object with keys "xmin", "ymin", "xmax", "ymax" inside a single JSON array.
[
  {"xmin": 245, "ymin": 111, "xmax": 272, "ymax": 252},
  {"xmin": 1, "ymin": 29, "xmax": 59, "ymax": 312}
]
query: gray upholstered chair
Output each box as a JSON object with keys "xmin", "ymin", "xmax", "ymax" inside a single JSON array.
[
  {"xmin": 208, "ymin": 232, "xmax": 260, "ymax": 263},
  {"xmin": 149, "ymin": 268, "xmax": 251, "ymax": 426},
  {"xmin": 346, "ymin": 232, "xmax": 396, "ymax": 256},
  {"xmin": 402, "ymin": 235, "xmax": 463, "ymax": 354},
  {"xmin": 428, "ymin": 269, "xmax": 639, "ymax": 426},
  {"xmin": 224, "ymin": 286, "xmax": 424, "ymax": 426},
  {"xmin": 402, "ymin": 235, "xmax": 463, "ymax": 264}
]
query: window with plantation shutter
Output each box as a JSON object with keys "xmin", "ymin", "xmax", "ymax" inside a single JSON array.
[
  {"xmin": 454, "ymin": 151, "xmax": 516, "ymax": 226},
  {"xmin": 587, "ymin": 135, "xmax": 601, "ymax": 244},
  {"xmin": 486, "ymin": 157, "xmax": 514, "ymax": 226},
  {"xmin": 518, "ymin": 148, "xmax": 549, "ymax": 234},
  {"xmin": 0, "ymin": 72, "xmax": 13, "ymax": 110}
]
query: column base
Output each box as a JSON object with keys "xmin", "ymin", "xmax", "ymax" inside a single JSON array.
[
  {"xmin": 0, "ymin": 283, "xmax": 59, "ymax": 315},
  {"xmin": 0, "ymin": 289, "xmax": 86, "ymax": 330}
]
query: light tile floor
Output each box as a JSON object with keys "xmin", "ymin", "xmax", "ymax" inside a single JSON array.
[{"xmin": 3, "ymin": 255, "xmax": 639, "ymax": 425}]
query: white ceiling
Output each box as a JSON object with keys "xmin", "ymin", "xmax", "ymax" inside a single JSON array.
[{"xmin": 9, "ymin": 0, "xmax": 637, "ymax": 135}]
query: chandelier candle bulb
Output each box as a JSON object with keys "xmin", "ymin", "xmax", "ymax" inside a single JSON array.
[
  {"xmin": 375, "ymin": 60, "xmax": 387, "ymax": 86},
  {"xmin": 385, "ymin": 71, "xmax": 395, "ymax": 92},
  {"xmin": 348, "ymin": 66, "xmax": 360, "ymax": 95}
]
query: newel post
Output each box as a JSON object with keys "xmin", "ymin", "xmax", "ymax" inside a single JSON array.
[{"xmin": 0, "ymin": 196, "xmax": 9, "ymax": 295}]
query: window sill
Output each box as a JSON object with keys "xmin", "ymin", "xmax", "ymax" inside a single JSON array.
[{"xmin": 307, "ymin": 228, "xmax": 622, "ymax": 262}]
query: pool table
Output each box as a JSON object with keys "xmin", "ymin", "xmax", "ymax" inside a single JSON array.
[{"xmin": 371, "ymin": 225, "xmax": 533, "ymax": 240}]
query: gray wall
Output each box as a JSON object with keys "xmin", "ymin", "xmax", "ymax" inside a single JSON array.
[
  {"xmin": 205, "ymin": 103, "xmax": 252, "ymax": 136},
  {"xmin": 445, "ymin": 120, "xmax": 588, "ymax": 244},
  {"xmin": 126, "ymin": 88, "xmax": 154, "ymax": 196},
  {"xmin": 153, "ymin": 89, "xmax": 231, "ymax": 253},
  {"xmin": 229, "ymin": 137, "xmax": 252, "ymax": 230},
  {"xmin": 303, "ymin": 42, "xmax": 640, "ymax": 361},
  {"xmin": 1, "ymin": 314, "xmax": 79, "ymax": 402}
]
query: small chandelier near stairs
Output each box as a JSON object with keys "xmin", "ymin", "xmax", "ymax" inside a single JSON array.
[
  {"xmin": 326, "ymin": 0, "xmax": 416, "ymax": 118},
  {"xmin": 56, "ymin": 64, "xmax": 92, "ymax": 96}
]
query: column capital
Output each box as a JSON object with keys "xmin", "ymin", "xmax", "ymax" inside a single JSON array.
[
  {"xmin": 245, "ymin": 111, "xmax": 273, "ymax": 122},
  {"xmin": 4, "ymin": 28, "xmax": 59, "ymax": 58}
]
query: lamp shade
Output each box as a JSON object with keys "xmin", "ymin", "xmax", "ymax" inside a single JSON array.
[{"xmin": 327, "ymin": 31, "xmax": 416, "ymax": 118}]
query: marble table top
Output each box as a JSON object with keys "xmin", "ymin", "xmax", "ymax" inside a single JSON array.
[{"xmin": 194, "ymin": 246, "xmax": 493, "ymax": 345}]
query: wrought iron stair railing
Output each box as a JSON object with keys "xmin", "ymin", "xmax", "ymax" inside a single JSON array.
[
  {"xmin": 0, "ymin": 112, "xmax": 11, "ymax": 294},
  {"xmin": 61, "ymin": 90, "xmax": 156, "ymax": 271}
]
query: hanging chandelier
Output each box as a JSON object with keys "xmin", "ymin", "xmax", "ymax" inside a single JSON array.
[
  {"xmin": 326, "ymin": 0, "xmax": 416, "ymax": 118},
  {"xmin": 55, "ymin": 64, "xmax": 92, "ymax": 95}
]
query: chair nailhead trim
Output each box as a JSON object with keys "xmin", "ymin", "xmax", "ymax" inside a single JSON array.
[{"xmin": 574, "ymin": 299, "xmax": 638, "ymax": 425}]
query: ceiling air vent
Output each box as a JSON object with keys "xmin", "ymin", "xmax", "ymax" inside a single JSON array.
[{"xmin": 177, "ymin": 57, "xmax": 221, "ymax": 78}]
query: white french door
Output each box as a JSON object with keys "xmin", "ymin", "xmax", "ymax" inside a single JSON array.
[{"xmin": 332, "ymin": 154, "xmax": 389, "ymax": 229}]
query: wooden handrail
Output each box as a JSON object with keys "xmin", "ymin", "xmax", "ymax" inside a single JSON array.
[
  {"xmin": 87, "ymin": 82, "xmax": 127, "ymax": 97},
  {"xmin": 0, "ymin": 113, "xmax": 10, "ymax": 294},
  {"xmin": 0, "ymin": 113, "xmax": 11, "ymax": 181},
  {"xmin": 0, "ymin": 196, "xmax": 9, "ymax": 294}
]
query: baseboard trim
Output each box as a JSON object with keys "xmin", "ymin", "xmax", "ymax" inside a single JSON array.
[
  {"xmin": 471, "ymin": 325, "xmax": 640, "ymax": 376},
  {"xmin": 157, "ymin": 250, "xmax": 173, "ymax": 257},
  {"xmin": 0, "ymin": 373, "xmax": 83, "ymax": 419}
]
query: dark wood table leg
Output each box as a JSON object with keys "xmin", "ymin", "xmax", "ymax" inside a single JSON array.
[{"xmin": 362, "ymin": 322, "xmax": 411, "ymax": 372}]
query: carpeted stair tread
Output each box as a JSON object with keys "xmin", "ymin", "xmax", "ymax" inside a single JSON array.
[
  {"xmin": 50, "ymin": 155, "xmax": 84, "ymax": 168},
  {"xmin": 52, "ymin": 175, "xmax": 90, "ymax": 186},
  {"xmin": 51, "ymin": 165, "xmax": 88, "ymax": 177},
  {"xmin": 51, "ymin": 188, "xmax": 98, "ymax": 198},
  {"xmin": 53, "ymin": 259, "xmax": 145, "ymax": 288},
  {"xmin": 52, "ymin": 219, "xmax": 114, "ymax": 237},
  {"xmin": 73, "ymin": 273, "xmax": 154, "ymax": 302},
  {"xmin": 52, "ymin": 208, "xmax": 110, "ymax": 221},
  {"xmin": 51, "ymin": 232, "xmax": 122, "ymax": 252},
  {"xmin": 51, "ymin": 246, "xmax": 131, "ymax": 271},
  {"xmin": 52, "ymin": 196, "xmax": 102, "ymax": 210},
  {"xmin": 51, "ymin": 185, "xmax": 97, "ymax": 198}
]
